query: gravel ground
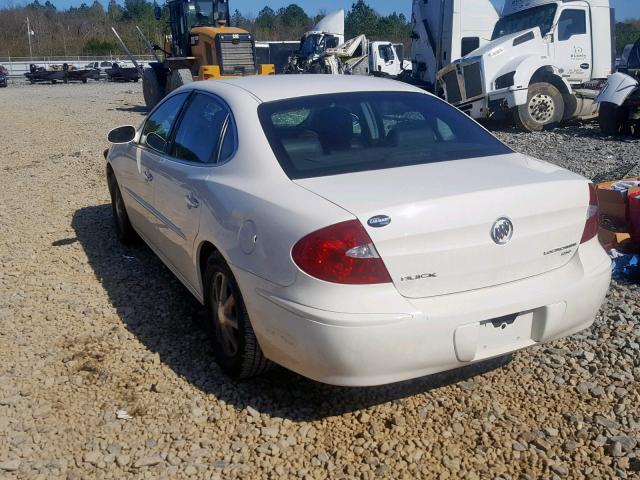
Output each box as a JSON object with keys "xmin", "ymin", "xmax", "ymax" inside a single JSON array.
[{"xmin": 0, "ymin": 81, "xmax": 639, "ymax": 480}]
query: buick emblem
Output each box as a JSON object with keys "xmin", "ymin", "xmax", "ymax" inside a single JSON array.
[{"xmin": 491, "ymin": 217, "xmax": 513, "ymax": 245}]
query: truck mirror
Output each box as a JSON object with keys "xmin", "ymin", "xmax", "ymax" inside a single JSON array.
[{"xmin": 154, "ymin": 6, "xmax": 162, "ymax": 21}]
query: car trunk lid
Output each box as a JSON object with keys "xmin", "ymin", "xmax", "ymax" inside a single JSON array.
[{"xmin": 294, "ymin": 153, "xmax": 590, "ymax": 298}]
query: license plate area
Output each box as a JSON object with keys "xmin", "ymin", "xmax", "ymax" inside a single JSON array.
[
  {"xmin": 453, "ymin": 311, "xmax": 536, "ymax": 362},
  {"xmin": 477, "ymin": 311, "xmax": 534, "ymax": 359}
]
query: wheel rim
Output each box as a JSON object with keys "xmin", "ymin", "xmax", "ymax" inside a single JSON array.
[
  {"xmin": 528, "ymin": 93, "xmax": 555, "ymax": 124},
  {"xmin": 211, "ymin": 272, "xmax": 239, "ymax": 357}
]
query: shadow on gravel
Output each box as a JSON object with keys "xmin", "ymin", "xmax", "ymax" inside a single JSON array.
[
  {"xmin": 114, "ymin": 105, "xmax": 148, "ymax": 114},
  {"xmin": 72, "ymin": 204, "xmax": 511, "ymax": 421}
]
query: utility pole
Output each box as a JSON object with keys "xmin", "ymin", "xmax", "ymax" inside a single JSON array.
[{"xmin": 27, "ymin": 17, "xmax": 33, "ymax": 59}]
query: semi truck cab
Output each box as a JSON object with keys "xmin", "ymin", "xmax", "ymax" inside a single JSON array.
[{"xmin": 438, "ymin": 0, "xmax": 615, "ymax": 131}]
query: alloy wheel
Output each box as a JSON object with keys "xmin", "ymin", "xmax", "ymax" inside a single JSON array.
[{"xmin": 211, "ymin": 271, "xmax": 239, "ymax": 357}]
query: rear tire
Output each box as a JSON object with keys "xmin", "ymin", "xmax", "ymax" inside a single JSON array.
[
  {"xmin": 599, "ymin": 101, "xmax": 628, "ymax": 136},
  {"xmin": 203, "ymin": 252, "xmax": 273, "ymax": 380},
  {"xmin": 513, "ymin": 82, "xmax": 564, "ymax": 132},
  {"xmin": 107, "ymin": 171, "xmax": 138, "ymax": 245},
  {"xmin": 168, "ymin": 68, "xmax": 193, "ymax": 92},
  {"xmin": 142, "ymin": 67, "xmax": 164, "ymax": 110}
]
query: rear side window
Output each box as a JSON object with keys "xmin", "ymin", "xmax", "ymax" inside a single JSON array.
[
  {"xmin": 141, "ymin": 92, "xmax": 188, "ymax": 153},
  {"xmin": 558, "ymin": 10, "xmax": 586, "ymax": 41},
  {"xmin": 258, "ymin": 91, "xmax": 512, "ymax": 179},
  {"xmin": 171, "ymin": 93, "xmax": 231, "ymax": 164}
]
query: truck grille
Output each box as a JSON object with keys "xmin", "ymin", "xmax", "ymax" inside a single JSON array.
[
  {"xmin": 463, "ymin": 62, "xmax": 483, "ymax": 99},
  {"xmin": 442, "ymin": 70, "xmax": 462, "ymax": 104},
  {"xmin": 217, "ymin": 33, "xmax": 257, "ymax": 76}
]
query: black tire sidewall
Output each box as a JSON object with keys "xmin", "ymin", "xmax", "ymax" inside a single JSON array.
[
  {"xmin": 515, "ymin": 82, "xmax": 565, "ymax": 132},
  {"xmin": 108, "ymin": 174, "xmax": 135, "ymax": 244}
]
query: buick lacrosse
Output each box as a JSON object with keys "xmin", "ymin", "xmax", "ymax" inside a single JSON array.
[{"xmin": 105, "ymin": 76, "xmax": 611, "ymax": 386}]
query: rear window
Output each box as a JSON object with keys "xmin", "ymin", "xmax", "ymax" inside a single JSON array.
[{"xmin": 258, "ymin": 91, "xmax": 512, "ymax": 179}]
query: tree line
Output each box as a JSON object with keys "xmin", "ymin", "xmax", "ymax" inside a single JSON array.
[
  {"xmin": 0, "ymin": 0, "xmax": 636, "ymax": 59},
  {"xmin": 0, "ymin": 0, "xmax": 410, "ymax": 58}
]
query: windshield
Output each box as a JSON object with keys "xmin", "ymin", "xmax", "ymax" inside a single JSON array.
[
  {"xmin": 300, "ymin": 34, "xmax": 324, "ymax": 56},
  {"xmin": 258, "ymin": 92, "xmax": 512, "ymax": 179},
  {"xmin": 492, "ymin": 4, "xmax": 558, "ymax": 40},
  {"xmin": 186, "ymin": 0, "xmax": 229, "ymax": 28}
]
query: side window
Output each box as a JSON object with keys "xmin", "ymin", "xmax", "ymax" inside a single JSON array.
[
  {"xmin": 461, "ymin": 37, "xmax": 480, "ymax": 57},
  {"xmin": 558, "ymin": 9, "xmax": 586, "ymax": 41},
  {"xmin": 378, "ymin": 44, "xmax": 395, "ymax": 63},
  {"xmin": 171, "ymin": 93, "xmax": 230, "ymax": 164},
  {"xmin": 141, "ymin": 93, "xmax": 188, "ymax": 153}
]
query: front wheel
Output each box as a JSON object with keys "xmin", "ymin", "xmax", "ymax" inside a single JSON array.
[
  {"xmin": 513, "ymin": 82, "xmax": 564, "ymax": 132},
  {"xmin": 203, "ymin": 252, "xmax": 273, "ymax": 380},
  {"xmin": 107, "ymin": 172, "xmax": 138, "ymax": 244}
]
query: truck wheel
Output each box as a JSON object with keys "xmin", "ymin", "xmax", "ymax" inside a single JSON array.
[
  {"xmin": 598, "ymin": 102, "xmax": 628, "ymax": 136},
  {"xmin": 168, "ymin": 68, "xmax": 193, "ymax": 92},
  {"xmin": 142, "ymin": 67, "xmax": 164, "ymax": 110},
  {"xmin": 514, "ymin": 82, "xmax": 564, "ymax": 132},
  {"xmin": 203, "ymin": 252, "xmax": 273, "ymax": 380}
]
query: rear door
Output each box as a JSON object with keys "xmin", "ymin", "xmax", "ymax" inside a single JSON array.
[
  {"xmin": 149, "ymin": 92, "xmax": 235, "ymax": 288},
  {"xmin": 553, "ymin": 5, "xmax": 592, "ymax": 82},
  {"xmin": 118, "ymin": 92, "xmax": 188, "ymax": 242}
]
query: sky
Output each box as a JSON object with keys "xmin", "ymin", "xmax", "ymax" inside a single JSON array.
[{"xmin": 18, "ymin": 0, "xmax": 640, "ymax": 21}]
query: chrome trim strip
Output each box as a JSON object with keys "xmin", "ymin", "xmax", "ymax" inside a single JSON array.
[{"xmin": 124, "ymin": 187, "xmax": 186, "ymax": 240}]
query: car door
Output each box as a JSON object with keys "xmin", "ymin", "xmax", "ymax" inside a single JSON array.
[
  {"xmin": 553, "ymin": 6, "xmax": 592, "ymax": 83},
  {"xmin": 150, "ymin": 91, "xmax": 236, "ymax": 289},
  {"xmin": 120, "ymin": 92, "xmax": 189, "ymax": 243}
]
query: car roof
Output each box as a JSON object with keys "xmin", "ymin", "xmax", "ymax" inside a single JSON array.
[{"xmin": 190, "ymin": 75, "xmax": 427, "ymax": 103}]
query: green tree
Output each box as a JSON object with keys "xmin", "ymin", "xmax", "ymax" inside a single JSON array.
[
  {"xmin": 255, "ymin": 6, "xmax": 276, "ymax": 30},
  {"xmin": 345, "ymin": 0, "xmax": 379, "ymax": 38},
  {"xmin": 107, "ymin": 0, "xmax": 123, "ymax": 21},
  {"xmin": 276, "ymin": 4, "xmax": 310, "ymax": 29}
]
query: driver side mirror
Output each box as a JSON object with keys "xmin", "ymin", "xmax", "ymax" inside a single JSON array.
[
  {"xmin": 154, "ymin": 6, "xmax": 162, "ymax": 21},
  {"xmin": 107, "ymin": 125, "xmax": 136, "ymax": 144}
]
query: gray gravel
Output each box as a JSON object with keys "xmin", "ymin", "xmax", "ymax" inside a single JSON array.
[{"xmin": 0, "ymin": 81, "xmax": 639, "ymax": 480}]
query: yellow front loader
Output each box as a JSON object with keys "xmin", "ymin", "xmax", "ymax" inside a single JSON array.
[{"xmin": 138, "ymin": 0, "xmax": 274, "ymax": 108}]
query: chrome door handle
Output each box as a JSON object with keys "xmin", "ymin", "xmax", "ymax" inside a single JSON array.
[
  {"xmin": 185, "ymin": 193, "xmax": 200, "ymax": 209},
  {"xmin": 143, "ymin": 170, "xmax": 153, "ymax": 183}
]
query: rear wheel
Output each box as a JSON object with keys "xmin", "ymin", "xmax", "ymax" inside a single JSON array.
[
  {"xmin": 599, "ymin": 101, "xmax": 628, "ymax": 136},
  {"xmin": 168, "ymin": 68, "xmax": 193, "ymax": 92},
  {"xmin": 203, "ymin": 252, "xmax": 273, "ymax": 380},
  {"xmin": 142, "ymin": 67, "xmax": 164, "ymax": 110},
  {"xmin": 107, "ymin": 171, "xmax": 138, "ymax": 244},
  {"xmin": 513, "ymin": 82, "xmax": 564, "ymax": 132}
]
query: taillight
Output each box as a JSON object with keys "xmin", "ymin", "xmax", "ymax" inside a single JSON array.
[
  {"xmin": 291, "ymin": 220, "xmax": 392, "ymax": 284},
  {"xmin": 580, "ymin": 183, "xmax": 599, "ymax": 244}
]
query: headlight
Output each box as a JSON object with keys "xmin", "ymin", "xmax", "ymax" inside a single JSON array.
[{"xmin": 495, "ymin": 71, "xmax": 516, "ymax": 90}]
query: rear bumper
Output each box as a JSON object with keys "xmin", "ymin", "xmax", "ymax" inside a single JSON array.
[{"xmin": 234, "ymin": 238, "xmax": 611, "ymax": 386}]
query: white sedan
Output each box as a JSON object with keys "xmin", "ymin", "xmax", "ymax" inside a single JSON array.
[{"xmin": 105, "ymin": 75, "xmax": 611, "ymax": 386}]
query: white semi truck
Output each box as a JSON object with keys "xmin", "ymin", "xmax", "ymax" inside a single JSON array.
[
  {"xmin": 410, "ymin": 0, "xmax": 499, "ymax": 89},
  {"xmin": 435, "ymin": 0, "xmax": 616, "ymax": 131}
]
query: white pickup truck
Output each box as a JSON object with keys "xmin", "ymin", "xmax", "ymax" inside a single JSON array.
[{"xmin": 437, "ymin": 0, "xmax": 616, "ymax": 131}]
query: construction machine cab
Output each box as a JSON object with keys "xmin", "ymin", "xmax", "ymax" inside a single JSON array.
[{"xmin": 167, "ymin": 0, "xmax": 230, "ymax": 57}]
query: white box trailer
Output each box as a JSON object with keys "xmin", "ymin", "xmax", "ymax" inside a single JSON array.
[{"xmin": 437, "ymin": 0, "xmax": 616, "ymax": 131}]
